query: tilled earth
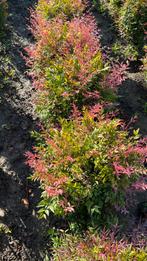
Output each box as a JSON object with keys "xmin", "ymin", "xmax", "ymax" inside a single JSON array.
[{"xmin": 0, "ymin": 0, "xmax": 49, "ymax": 260}]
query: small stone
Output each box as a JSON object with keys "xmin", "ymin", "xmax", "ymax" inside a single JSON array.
[
  {"xmin": 0, "ymin": 156, "xmax": 7, "ymax": 167},
  {"xmin": 0, "ymin": 208, "xmax": 5, "ymax": 217},
  {"xmin": 32, "ymin": 209, "xmax": 36, "ymax": 216},
  {"xmin": 21, "ymin": 198, "xmax": 29, "ymax": 208}
]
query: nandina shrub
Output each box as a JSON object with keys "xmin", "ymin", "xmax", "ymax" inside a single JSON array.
[
  {"xmin": 119, "ymin": 0, "xmax": 147, "ymax": 51},
  {"xmin": 94, "ymin": 0, "xmax": 147, "ymax": 55},
  {"xmin": 26, "ymin": 14, "xmax": 102, "ymax": 123},
  {"xmin": 26, "ymin": 109, "xmax": 147, "ymax": 228},
  {"xmin": 27, "ymin": 14, "xmax": 103, "ymax": 82},
  {"xmin": 26, "ymin": 12, "xmax": 127, "ymax": 123},
  {"xmin": 95, "ymin": 0, "xmax": 122, "ymax": 17},
  {"xmin": 52, "ymin": 231, "xmax": 147, "ymax": 260},
  {"xmin": 36, "ymin": 0, "xmax": 85, "ymax": 20},
  {"xmin": 32, "ymin": 15, "xmax": 104, "ymax": 123}
]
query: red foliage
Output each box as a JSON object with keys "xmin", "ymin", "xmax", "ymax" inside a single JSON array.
[
  {"xmin": 103, "ymin": 63, "xmax": 128, "ymax": 89},
  {"xmin": 113, "ymin": 162, "xmax": 134, "ymax": 177},
  {"xmin": 132, "ymin": 181, "xmax": 147, "ymax": 191},
  {"xmin": 46, "ymin": 186, "xmax": 63, "ymax": 197}
]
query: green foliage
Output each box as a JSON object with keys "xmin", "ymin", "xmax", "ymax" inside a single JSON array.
[
  {"xmin": 142, "ymin": 47, "xmax": 147, "ymax": 81},
  {"xmin": 119, "ymin": 0, "xmax": 147, "ymax": 51},
  {"xmin": 112, "ymin": 42, "xmax": 138, "ymax": 60},
  {"xmin": 93, "ymin": 0, "xmax": 147, "ymax": 56},
  {"xmin": 93, "ymin": 0, "xmax": 122, "ymax": 16},
  {"xmin": 27, "ymin": 110, "xmax": 146, "ymax": 229},
  {"xmin": 28, "ymin": 10, "xmax": 125, "ymax": 125},
  {"xmin": 144, "ymin": 102, "xmax": 147, "ymax": 114},
  {"xmin": 0, "ymin": 43, "xmax": 16, "ymax": 89},
  {"xmin": 26, "ymin": 4, "xmax": 147, "ymax": 259},
  {"xmin": 102, "ymin": 0, "xmax": 122, "ymax": 16},
  {"xmin": 35, "ymin": 55, "xmax": 104, "ymax": 124},
  {"xmin": 27, "ymin": 8, "xmax": 127, "ymax": 124},
  {"xmin": 52, "ymin": 231, "xmax": 147, "ymax": 261},
  {"xmin": 37, "ymin": 0, "xmax": 85, "ymax": 20},
  {"xmin": 0, "ymin": 223, "xmax": 11, "ymax": 234}
]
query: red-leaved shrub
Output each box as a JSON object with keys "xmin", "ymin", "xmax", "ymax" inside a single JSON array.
[
  {"xmin": 26, "ymin": 108, "xmax": 147, "ymax": 228},
  {"xmin": 52, "ymin": 230, "xmax": 147, "ymax": 260},
  {"xmin": 25, "ymin": 9, "xmax": 127, "ymax": 123}
]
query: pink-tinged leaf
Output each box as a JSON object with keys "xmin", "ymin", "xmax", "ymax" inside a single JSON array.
[
  {"xmin": 113, "ymin": 162, "xmax": 134, "ymax": 176},
  {"xmin": 46, "ymin": 186, "xmax": 63, "ymax": 197}
]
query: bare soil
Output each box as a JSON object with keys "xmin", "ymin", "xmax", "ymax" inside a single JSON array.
[{"xmin": 0, "ymin": 1, "xmax": 50, "ymax": 260}]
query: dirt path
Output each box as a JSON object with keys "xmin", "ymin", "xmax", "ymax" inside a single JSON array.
[{"xmin": 0, "ymin": 1, "xmax": 49, "ymax": 260}]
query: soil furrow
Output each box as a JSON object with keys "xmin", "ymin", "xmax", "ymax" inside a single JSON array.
[{"xmin": 0, "ymin": 1, "xmax": 48, "ymax": 260}]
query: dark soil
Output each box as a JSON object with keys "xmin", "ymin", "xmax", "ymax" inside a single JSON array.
[
  {"xmin": 119, "ymin": 75, "xmax": 147, "ymax": 136},
  {"xmin": 0, "ymin": 0, "xmax": 50, "ymax": 260}
]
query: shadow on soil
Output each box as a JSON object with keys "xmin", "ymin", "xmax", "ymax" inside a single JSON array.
[
  {"xmin": 91, "ymin": 0, "xmax": 118, "ymax": 48},
  {"xmin": 119, "ymin": 78, "xmax": 147, "ymax": 136},
  {"xmin": 0, "ymin": 70, "xmax": 49, "ymax": 261},
  {"xmin": 0, "ymin": 0, "xmax": 50, "ymax": 260}
]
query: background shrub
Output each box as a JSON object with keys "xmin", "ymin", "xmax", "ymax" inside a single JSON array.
[
  {"xmin": 93, "ymin": 0, "xmax": 147, "ymax": 56},
  {"xmin": 52, "ymin": 231, "xmax": 147, "ymax": 261},
  {"xmin": 97, "ymin": 0, "xmax": 122, "ymax": 17},
  {"xmin": 36, "ymin": 0, "xmax": 85, "ymax": 20},
  {"xmin": 119, "ymin": 0, "xmax": 147, "ymax": 52},
  {"xmin": 26, "ymin": 109, "xmax": 147, "ymax": 229}
]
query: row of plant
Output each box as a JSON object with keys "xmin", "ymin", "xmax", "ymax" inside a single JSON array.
[
  {"xmin": 25, "ymin": 0, "xmax": 147, "ymax": 259},
  {"xmin": 26, "ymin": 1, "xmax": 128, "ymax": 125},
  {"xmin": 93, "ymin": 0, "xmax": 147, "ymax": 59},
  {"xmin": 52, "ymin": 231, "xmax": 147, "ymax": 260}
]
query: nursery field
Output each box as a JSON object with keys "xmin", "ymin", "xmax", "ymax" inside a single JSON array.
[{"xmin": 0, "ymin": 0, "xmax": 147, "ymax": 260}]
